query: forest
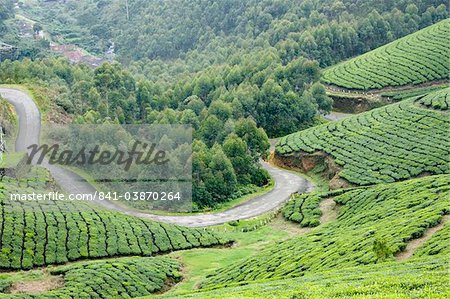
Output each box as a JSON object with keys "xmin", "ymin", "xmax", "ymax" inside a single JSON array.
[
  {"xmin": 1, "ymin": 0, "xmax": 447, "ymax": 208},
  {"xmin": 0, "ymin": 0, "xmax": 449, "ymax": 298}
]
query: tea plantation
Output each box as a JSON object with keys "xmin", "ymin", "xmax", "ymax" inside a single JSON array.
[
  {"xmin": 282, "ymin": 189, "xmax": 350, "ymax": 227},
  {"xmin": 282, "ymin": 192, "xmax": 323, "ymax": 227},
  {"xmin": 276, "ymin": 89, "xmax": 450, "ymax": 186},
  {"xmin": 322, "ymin": 19, "xmax": 450, "ymax": 90},
  {"xmin": 381, "ymin": 84, "xmax": 449, "ymax": 101},
  {"xmin": 1, "ymin": 10, "xmax": 449, "ymax": 298},
  {"xmin": 0, "ymin": 257, "xmax": 181, "ymax": 298},
  {"xmin": 418, "ymin": 87, "xmax": 450, "ymax": 110},
  {"xmin": 0, "ymin": 168, "xmax": 230, "ymax": 270},
  {"xmin": 413, "ymin": 222, "xmax": 450, "ymax": 258},
  {"xmin": 161, "ymin": 256, "xmax": 449, "ymax": 298},
  {"xmin": 201, "ymin": 174, "xmax": 449, "ymax": 286}
]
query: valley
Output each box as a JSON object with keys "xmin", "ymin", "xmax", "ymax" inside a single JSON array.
[{"xmin": 0, "ymin": 1, "xmax": 448, "ymax": 298}]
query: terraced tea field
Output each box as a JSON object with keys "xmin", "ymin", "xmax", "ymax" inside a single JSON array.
[
  {"xmin": 276, "ymin": 88, "xmax": 450, "ymax": 186},
  {"xmin": 166, "ymin": 215, "xmax": 450, "ymax": 298},
  {"xmin": 418, "ymin": 87, "xmax": 450, "ymax": 110},
  {"xmin": 322, "ymin": 19, "xmax": 450, "ymax": 90},
  {"xmin": 201, "ymin": 175, "xmax": 449, "ymax": 286},
  {"xmin": 282, "ymin": 189, "xmax": 348, "ymax": 227},
  {"xmin": 161, "ymin": 256, "xmax": 449, "ymax": 299},
  {"xmin": 164, "ymin": 257, "xmax": 450, "ymax": 299},
  {"xmin": 380, "ymin": 84, "xmax": 449, "ymax": 102},
  {"xmin": 413, "ymin": 222, "xmax": 450, "ymax": 258},
  {"xmin": 0, "ymin": 168, "xmax": 230, "ymax": 270},
  {"xmin": 0, "ymin": 257, "xmax": 181, "ymax": 298},
  {"xmin": 1, "ymin": 9, "xmax": 449, "ymax": 299}
]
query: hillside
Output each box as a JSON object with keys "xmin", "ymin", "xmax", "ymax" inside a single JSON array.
[
  {"xmin": 0, "ymin": 167, "xmax": 230, "ymax": 270},
  {"xmin": 1, "ymin": 2, "xmax": 449, "ymax": 298},
  {"xmin": 418, "ymin": 86, "xmax": 450, "ymax": 110},
  {"xmin": 0, "ymin": 257, "xmax": 182, "ymax": 298},
  {"xmin": 200, "ymin": 174, "xmax": 449, "ymax": 287},
  {"xmin": 11, "ymin": 0, "xmax": 447, "ymax": 76},
  {"xmin": 275, "ymin": 88, "xmax": 450, "ymax": 188},
  {"xmin": 322, "ymin": 19, "xmax": 450, "ymax": 90},
  {"xmin": 160, "ymin": 257, "xmax": 449, "ymax": 298}
]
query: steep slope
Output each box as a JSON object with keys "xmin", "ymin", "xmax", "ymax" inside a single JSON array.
[
  {"xmin": 413, "ymin": 222, "xmax": 450, "ymax": 257},
  {"xmin": 168, "ymin": 219, "xmax": 450, "ymax": 298},
  {"xmin": 322, "ymin": 19, "xmax": 450, "ymax": 90},
  {"xmin": 275, "ymin": 88, "xmax": 450, "ymax": 188},
  {"xmin": 200, "ymin": 175, "xmax": 449, "ymax": 287},
  {"xmin": 160, "ymin": 257, "xmax": 449, "ymax": 298}
]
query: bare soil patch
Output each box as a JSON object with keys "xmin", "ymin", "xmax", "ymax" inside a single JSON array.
[
  {"xmin": 8, "ymin": 275, "xmax": 63, "ymax": 294},
  {"xmin": 395, "ymin": 215, "xmax": 450, "ymax": 261},
  {"xmin": 270, "ymin": 213, "xmax": 313, "ymax": 237},
  {"xmin": 319, "ymin": 197, "xmax": 339, "ymax": 224}
]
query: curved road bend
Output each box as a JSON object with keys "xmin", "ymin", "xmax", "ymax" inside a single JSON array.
[{"xmin": 1, "ymin": 87, "xmax": 314, "ymax": 227}]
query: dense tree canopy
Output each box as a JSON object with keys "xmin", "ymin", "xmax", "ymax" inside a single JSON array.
[
  {"xmin": 0, "ymin": 0, "xmax": 448, "ymax": 208},
  {"xmin": 11, "ymin": 0, "xmax": 447, "ymax": 82},
  {"xmin": 0, "ymin": 57, "xmax": 273, "ymax": 208}
]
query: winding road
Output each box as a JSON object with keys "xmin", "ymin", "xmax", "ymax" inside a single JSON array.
[{"xmin": 0, "ymin": 87, "xmax": 314, "ymax": 227}]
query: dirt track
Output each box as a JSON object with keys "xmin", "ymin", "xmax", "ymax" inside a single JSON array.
[{"xmin": 395, "ymin": 215, "xmax": 450, "ymax": 261}]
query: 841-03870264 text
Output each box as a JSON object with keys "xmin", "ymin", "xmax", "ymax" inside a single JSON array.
[{"xmin": 9, "ymin": 191, "xmax": 182, "ymax": 201}]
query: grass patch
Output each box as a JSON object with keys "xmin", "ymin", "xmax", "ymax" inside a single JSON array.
[
  {"xmin": 164, "ymin": 221, "xmax": 297, "ymax": 295},
  {"xmin": 0, "ymin": 153, "xmax": 27, "ymax": 169},
  {"xmin": 156, "ymin": 256, "xmax": 450, "ymax": 298}
]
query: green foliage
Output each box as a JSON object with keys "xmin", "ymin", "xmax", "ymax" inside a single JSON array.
[
  {"xmin": 19, "ymin": 0, "xmax": 448, "ymax": 71},
  {"xmin": 414, "ymin": 222, "xmax": 450, "ymax": 257},
  {"xmin": 211, "ymin": 211, "xmax": 278, "ymax": 234},
  {"xmin": 1, "ymin": 3, "xmax": 449, "ymax": 298},
  {"xmin": 322, "ymin": 20, "xmax": 450, "ymax": 90},
  {"xmin": 223, "ymin": 134, "xmax": 253, "ymax": 185},
  {"xmin": 310, "ymin": 82, "xmax": 333, "ymax": 112},
  {"xmin": 201, "ymin": 175, "xmax": 449, "ymax": 286},
  {"xmin": 0, "ymin": 168, "xmax": 231, "ymax": 270},
  {"xmin": 157, "ymin": 256, "xmax": 450, "ymax": 298},
  {"xmin": 418, "ymin": 87, "xmax": 450, "ymax": 110},
  {"xmin": 0, "ymin": 153, "xmax": 26, "ymax": 169},
  {"xmin": 0, "ymin": 58, "xmax": 274, "ymax": 208},
  {"xmin": 1, "ymin": 257, "xmax": 181, "ymax": 298},
  {"xmin": 0, "ymin": 0, "xmax": 14, "ymax": 33},
  {"xmin": 0, "ymin": 98, "xmax": 15, "ymax": 136},
  {"xmin": 276, "ymin": 90, "xmax": 450, "ymax": 186},
  {"xmin": 168, "ymin": 55, "xmax": 325, "ymax": 137},
  {"xmin": 381, "ymin": 84, "xmax": 449, "ymax": 101},
  {"xmin": 282, "ymin": 193, "xmax": 324, "ymax": 227},
  {"xmin": 373, "ymin": 238, "xmax": 393, "ymax": 263}
]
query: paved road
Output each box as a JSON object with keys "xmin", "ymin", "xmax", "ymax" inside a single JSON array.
[
  {"xmin": 0, "ymin": 88, "xmax": 41, "ymax": 152},
  {"xmin": 1, "ymin": 87, "xmax": 314, "ymax": 227}
]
